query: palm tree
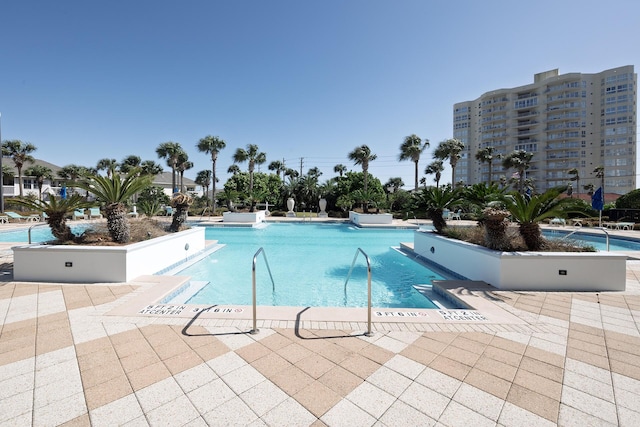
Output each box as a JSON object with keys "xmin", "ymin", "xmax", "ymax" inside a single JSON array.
[
  {"xmin": 197, "ymin": 135, "xmax": 226, "ymax": 212},
  {"xmin": 139, "ymin": 160, "xmax": 163, "ymax": 176},
  {"xmin": 433, "ymin": 138, "xmax": 464, "ymax": 185},
  {"xmin": 501, "ymin": 186, "xmax": 585, "ymax": 250},
  {"xmin": 75, "ymin": 168, "xmax": 153, "ymax": 243},
  {"xmin": 175, "ymin": 151, "xmax": 193, "ymax": 193},
  {"xmin": 58, "ymin": 164, "xmax": 87, "ymax": 195},
  {"xmin": 307, "ymin": 167, "xmax": 323, "ymax": 180},
  {"xmin": 156, "ymin": 141, "xmax": 184, "ymax": 193},
  {"xmin": 96, "ymin": 158, "xmax": 118, "ymax": 177},
  {"xmin": 333, "ymin": 164, "xmax": 347, "ymax": 178},
  {"xmin": 119, "ymin": 155, "xmax": 142, "ymax": 174},
  {"xmin": 24, "ymin": 165, "xmax": 53, "ymax": 201},
  {"xmin": 227, "ymin": 164, "xmax": 241, "ymax": 175},
  {"xmin": 348, "ymin": 144, "xmax": 376, "ymax": 190},
  {"xmin": 268, "ymin": 160, "xmax": 286, "ymax": 181},
  {"xmin": 233, "ymin": 144, "xmax": 267, "ymax": 210},
  {"xmin": 475, "ymin": 146, "xmax": 499, "ymax": 185},
  {"xmin": 567, "ymin": 168, "xmax": 580, "ymax": 197},
  {"xmin": 399, "ymin": 134, "xmax": 429, "ymax": 191},
  {"xmin": 10, "ymin": 194, "xmax": 92, "ymax": 242},
  {"xmin": 195, "ymin": 170, "xmax": 212, "ymax": 203},
  {"xmin": 417, "ymin": 186, "xmax": 463, "ymax": 233},
  {"xmin": 594, "ymin": 165, "xmax": 605, "ymax": 194},
  {"xmin": 424, "ymin": 160, "xmax": 444, "ymax": 189},
  {"xmin": 502, "ymin": 149, "xmax": 534, "ymax": 194},
  {"xmin": 3, "ymin": 140, "xmax": 37, "ymax": 197}
]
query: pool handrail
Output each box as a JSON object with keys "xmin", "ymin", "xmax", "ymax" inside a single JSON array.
[
  {"xmin": 28, "ymin": 222, "xmax": 50, "ymax": 244},
  {"xmin": 561, "ymin": 226, "xmax": 610, "ymax": 251},
  {"xmin": 250, "ymin": 247, "xmax": 275, "ymax": 334},
  {"xmin": 344, "ymin": 248, "xmax": 373, "ymax": 337}
]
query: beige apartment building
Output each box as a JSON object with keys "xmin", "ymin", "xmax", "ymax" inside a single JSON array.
[{"xmin": 453, "ymin": 65, "xmax": 637, "ymax": 195}]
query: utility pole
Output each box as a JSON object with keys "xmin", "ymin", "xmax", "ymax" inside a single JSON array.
[{"xmin": 300, "ymin": 157, "xmax": 304, "ymax": 177}]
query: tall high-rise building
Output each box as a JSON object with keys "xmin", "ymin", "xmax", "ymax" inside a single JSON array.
[{"xmin": 453, "ymin": 65, "xmax": 636, "ymax": 195}]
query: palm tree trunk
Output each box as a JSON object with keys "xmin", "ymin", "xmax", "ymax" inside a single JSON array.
[
  {"xmin": 212, "ymin": 155, "xmax": 217, "ymax": 212},
  {"xmin": 105, "ymin": 203, "xmax": 130, "ymax": 243},
  {"xmin": 414, "ymin": 160, "xmax": 419, "ymax": 191},
  {"xmin": 519, "ymin": 222, "xmax": 542, "ymax": 251},
  {"xmin": 46, "ymin": 213, "xmax": 74, "ymax": 242}
]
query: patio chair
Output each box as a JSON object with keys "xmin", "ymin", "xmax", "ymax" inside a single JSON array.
[
  {"xmin": 442, "ymin": 209, "xmax": 451, "ymax": 220},
  {"xmin": 5, "ymin": 211, "xmax": 35, "ymax": 222},
  {"xmin": 73, "ymin": 209, "xmax": 87, "ymax": 220},
  {"xmin": 165, "ymin": 206, "xmax": 173, "ymax": 216},
  {"xmin": 450, "ymin": 209, "xmax": 462, "ymax": 220},
  {"xmin": 89, "ymin": 208, "xmax": 103, "ymax": 219}
]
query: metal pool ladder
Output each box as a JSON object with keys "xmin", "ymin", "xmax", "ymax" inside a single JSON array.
[
  {"xmin": 250, "ymin": 247, "xmax": 275, "ymax": 334},
  {"xmin": 344, "ymin": 248, "xmax": 373, "ymax": 336}
]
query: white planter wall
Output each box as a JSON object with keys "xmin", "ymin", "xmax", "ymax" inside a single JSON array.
[
  {"xmin": 414, "ymin": 231, "xmax": 626, "ymax": 291},
  {"xmin": 223, "ymin": 211, "xmax": 266, "ymax": 223},
  {"xmin": 13, "ymin": 228, "xmax": 205, "ymax": 283},
  {"xmin": 349, "ymin": 211, "xmax": 393, "ymax": 225}
]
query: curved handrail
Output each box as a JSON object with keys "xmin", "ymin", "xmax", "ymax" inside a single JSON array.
[
  {"xmin": 250, "ymin": 247, "xmax": 275, "ymax": 334},
  {"xmin": 28, "ymin": 221, "xmax": 50, "ymax": 244},
  {"xmin": 560, "ymin": 226, "xmax": 610, "ymax": 251},
  {"xmin": 344, "ymin": 248, "xmax": 373, "ymax": 336}
]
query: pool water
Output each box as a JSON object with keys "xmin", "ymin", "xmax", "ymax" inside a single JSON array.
[
  {"xmin": 177, "ymin": 223, "xmax": 446, "ymax": 308},
  {"xmin": 0, "ymin": 224, "xmax": 89, "ymax": 243},
  {"xmin": 543, "ymin": 229, "xmax": 640, "ymax": 251}
]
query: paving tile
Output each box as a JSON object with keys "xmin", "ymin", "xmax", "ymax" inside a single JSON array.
[
  {"xmin": 563, "ymin": 370, "xmax": 614, "ymax": 402},
  {"xmin": 126, "ymin": 360, "xmax": 171, "ymax": 391},
  {"xmin": 482, "ymin": 345, "xmax": 523, "ymax": 367},
  {"xmin": 239, "ymin": 378, "xmax": 289, "ymax": 417},
  {"xmin": 414, "ymin": 366, "xmax": 462, "ymax": 398},
  {"xmin": 399, "ymin": 381, "xmax": 450, "ymax": 420},
  {"xmin": 512, "ymin": 369, "xmax": 562, "ymax": 401},
  {"xmin": 346, "ymin": 381, "xmax": 396, "ymax": 419},
  {"xmin": 358, "ymin": 343, "xmax": 394, "ymax": 365},
  {"xmin": 0, "ymin": 390, "xmax": 33, "ymax": 424},
  {"xmin": 474, "ymin": 354, "xmax": 518, "ymax": 382},
  {"xmin": 173, "ymin": 362, "xmax": 219, "ymax": 393},
  {"xmin": 135, "ymin": 377, "xmax": 184, "ymax": 412},
  {"xmin": 612, "ymin": 372, "xmax": 640, "ymax": 394},
  {"xmin": 464, "ymin": 367, "xmax": 511, "ymax": 400},
  {"xmin": 610, "ymin": 358, "xmax": 640, "ymax": 381},
  {"xmin": 452, "ymin": 382, "xmax": 504, "ymax": 421},
  {"xmin": 146, "ymin": 395, "xmax": 200, "ymax": 426},
  {"xmin": 84, "ymin": 374, "xmax": 133, "ymax": 410},
  {"xmin": 338, "ymin": 353, "xmax": 381, "ymax": 379},
  {"xmin": 518, "ymin": 357, "xmax": 564, "ymax": 383},
  {"xmin": 0, "ymin": 371, "xmax": 33, "ymax": 400},
  {"xmin": 617, "ymin": 406, "xmax": 640, "ymax": 427},
  {"xmin": 506, "ymin": 383, "xmax": 559, "ymax": 423},
  {"xmin": 221, "ymin": 363, "xmax": 266, "ymax": 394},
  {"xmin": 277, "ymin": 342, "xmax": 313, "ymax": 364},
  {"xmin": 378, "ymin": 399, "xmax": 436, "ymax": 426},
  {"xmin": 295, "ymin": 353, "xmax": 336, "ymax": 379},
  {"xmin": 318, "ymin": 365, "xmax": 363, "ymax": 396},
  {"xmin": 202, "ymin": 396, "xmax": 258, "ymax": 426},
  {"xmin": 250, "ymin": 351, "xmax": 292, "ymax": 377},
  {"xmin": 269, "ymin": 364, "xmax": 315, "ymax": 396},
  {"xmin": 293, "ymin": 381, "xmax": 342, "ymax": 417},
  {"xmin": 187, "ymin": 378, "xmax": 236, "ymax": 414},
  {"xmin": 439, "ymin": 400, "xmax": 495, "ymax": 427},
  {"xmin": 561, "ymin": 386, "xmax": 618, "ymax": 424},
  {"xmin": 163, "ymin": 348, "xmax": 205, "ymax": 375},
  {"xmin": 236, "ymin": 341, "xmax": 272, "ymax": 363},
  {"xmin": 497, "ymin": 401, "xmax": 557, "ymax": 427},
  {"xmin": 366, "ymin": 365, "xmax": 412, "ymax": 397},
  {"xmin": 321, "ymin": 398, "xmax": 377, "ymax": 427},
  {"xmin": 261, "ymin": 397, "xmax": 317, "ymax": 426},
  {"xmin": 383, "ymin": 354, "xmax": 425, "ymax": 380}
]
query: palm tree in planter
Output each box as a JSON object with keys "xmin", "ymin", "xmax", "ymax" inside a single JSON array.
[
  {"xmin": 75, "ymin": 167, "xmax": 153, "ymax": 243},
  {"xmin": 169, "ymin": 192, "xmax": 193, "ymax": 232},
  {"xmin": 417, "ymin": 186, "xmax": 463, "ymax": 233},
  {"xmin": 10, "ymin": 194, "xmax": 92, "ymax": 242},
  {"xmin": 501, "ymin": 186, "xmax": 586, "ymax": 251}
]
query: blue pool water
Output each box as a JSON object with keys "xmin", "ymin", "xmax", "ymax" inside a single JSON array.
[
  {"xmin": 542, "ymin": 229, "xmax": 640, "ymax": 251},
  {"xmin": 177, "ymin": 223, "xmax": 446, "ymax": 308},
  {"xmin": 0, "ymin": 224, "xmax": 89, "ymax": 243}
]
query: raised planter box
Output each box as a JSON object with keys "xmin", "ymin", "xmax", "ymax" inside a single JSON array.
[
  {"xmin": 223, "ymin": 211, "xmax": 266, "ymax": 223},
  {"xmin": 414, "ymin": 231, "xmax": 626, "ymax": 291},
  {"xmin": 13, "ymin": 228, "xmax": 205, "ymax": 283},
  {"xmin": 349, "ymin": 211, "xmax": 393, "ymax": 226}
]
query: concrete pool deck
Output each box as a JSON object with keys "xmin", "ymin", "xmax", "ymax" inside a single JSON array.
[{"xmin": 1, "ymin": 219, "xmax": 640, "ymax": 425}]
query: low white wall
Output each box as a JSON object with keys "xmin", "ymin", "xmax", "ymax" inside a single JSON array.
[
  {"xmin": 414, "ymin": 231, "xmax": 626, "ymax": 291},
  {"xmin": 223, "ymin": 211, "xmax": 266, "ymax": 223},
  {"xmin": 13, "ymin": 228, "xmax": 205, "ymax": 283},
  {"xmin": 349, "ymin": 211, "xmax": 393, "ymax": 225}
]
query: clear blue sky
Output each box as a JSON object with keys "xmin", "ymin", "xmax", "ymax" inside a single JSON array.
[{"xmin": 1, "ymin": 0, "xmax": 639, "ymax": 189}]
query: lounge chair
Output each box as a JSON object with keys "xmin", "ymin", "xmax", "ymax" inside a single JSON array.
[
  {"xmin": 6, "ymin": 211, "xmax": 38, "ymax": 222},
  {"xmin": 89, "ymin": 208, "xmax": 103, "ymax": 219},
  {"xmin": 165, "ymin": 206, "xmax": 173, "ymax": 216},
  {"xmin": 73, "ymin": 209, "xmax": 87, "ymax": 220},
  {"xmin": 450, "ymin": 209, "xmax": 462, "ymax": 220}
]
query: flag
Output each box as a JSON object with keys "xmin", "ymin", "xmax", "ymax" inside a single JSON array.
[{"xmin": 591, "ymin": 187, "xmax": 604, "ymax": 211}]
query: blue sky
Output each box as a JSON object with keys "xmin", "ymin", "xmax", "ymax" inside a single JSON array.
[{"xmin": 1, "ymin": 0, "xmax": 639, "ymax": 189}]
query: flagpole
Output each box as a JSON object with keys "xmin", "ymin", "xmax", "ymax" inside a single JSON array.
[{"xmin": 0, "ymin": 112, "xmax": 4, "ymax": 213}]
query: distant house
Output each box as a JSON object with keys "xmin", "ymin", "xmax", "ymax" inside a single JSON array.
[{"xmin": 0, "ymin": 158, "xmax": 202, "ymax": 201}]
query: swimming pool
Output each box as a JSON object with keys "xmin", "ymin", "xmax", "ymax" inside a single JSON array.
[
  {"xmin": 174, "ymin": 223, "xmax": 448, "ymax": 309},
  {"xmin": 543, "ymin": 229, "xmax": 640, "ymax": 251},
  {"xmin": 0, "ymin": 224, "xmax": 89, "ymax": 243}
]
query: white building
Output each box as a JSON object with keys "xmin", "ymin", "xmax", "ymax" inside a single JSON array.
[{"xmin": 453, "ymin": 65, "xmax": 637, "ymax": 194}]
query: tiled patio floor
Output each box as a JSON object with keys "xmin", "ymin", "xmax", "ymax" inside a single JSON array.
[{"xmin": 1, "ymin": 231, "xmax": 640, "ymax": 425}]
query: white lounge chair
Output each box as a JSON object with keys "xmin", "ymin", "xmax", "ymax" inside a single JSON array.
[{"xmin": 89, "ymin": 208, "xmax": 103, "ymax": 219}]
